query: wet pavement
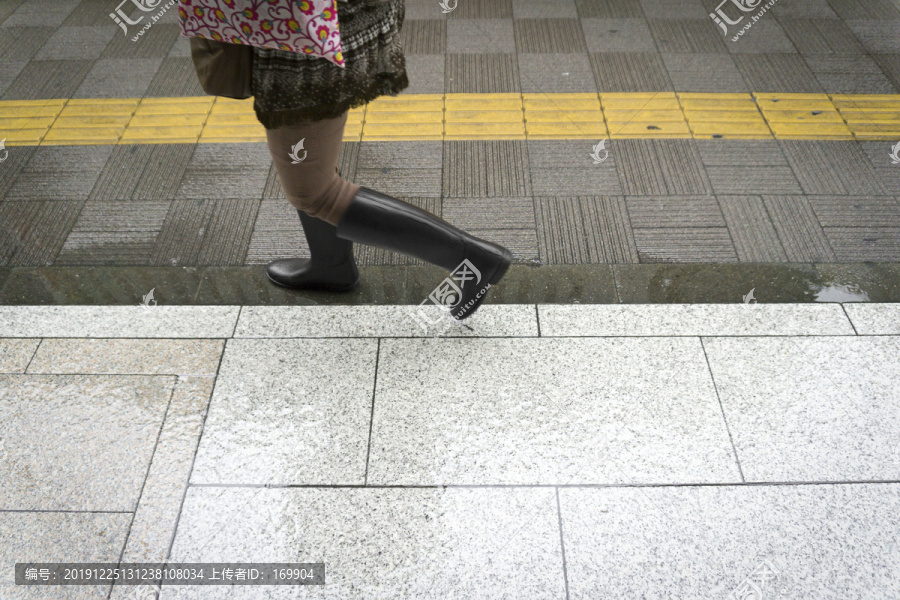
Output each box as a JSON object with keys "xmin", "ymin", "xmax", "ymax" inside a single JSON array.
[
  {"xmin": 1, "ymin": 303, "xmax": 899, "ymax": 598},
  {"xmin": 1, "ymin": 0, "xmax": 900, "ymax": 598}
]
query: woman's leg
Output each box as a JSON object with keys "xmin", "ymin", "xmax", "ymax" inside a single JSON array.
[
  {"xmin": 264, "ymin": 112, "xmax": 360, "ymax": 291},
  {"xmin": 265, "ymin": 111, "xmax": 359, "ymax": 225}
]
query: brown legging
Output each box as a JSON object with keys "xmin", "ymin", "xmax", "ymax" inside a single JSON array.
[{"xmin": 265, "ymin": 111, "xmax": 360, "ymax": 226}]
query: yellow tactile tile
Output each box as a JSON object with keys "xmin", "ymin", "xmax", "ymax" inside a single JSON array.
[
  {"xmin": 608, "ymin": 121, "xmax": 691, "ymax": 138},
  {"xmin": 2, "ymin": 130, "xmax": 48, "ymax": 145},
  {"xmin": 198, "ymin": 124, "xmax": 267, "ymax": 143},
  {"xmin": 5, "ymin": 92, "xmax": 900, "ymax": 144},
  {"xmin": 444, "ymin": 121, "xmax": 526, "ymax": 139},
  {"xmin": 361, "ymin": 122, "xmax": 443, "ymax": 140},
  {"xmin": 525, "ymin": 121, "xmax": 608, "ymax": 139}
]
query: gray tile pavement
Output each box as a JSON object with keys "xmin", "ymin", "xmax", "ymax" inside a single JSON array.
[{"xmin": 0, "ymin": 304, "xmax": 897, "ymax": 598}]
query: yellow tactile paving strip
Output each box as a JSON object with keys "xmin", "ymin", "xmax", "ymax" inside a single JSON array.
[{"xmin": 2, "ymin": 93, "xmax": 900, "ymax": 146}]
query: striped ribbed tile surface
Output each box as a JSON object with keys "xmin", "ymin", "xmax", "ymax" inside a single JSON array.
[
  {"xmin": 808, "ymin": 196, "xmax": 900, "ymax": 227},
  {"xmin": 447, "ymin": 0, "xmax": 513, "ymax": 18},
  {"xmin": 401, "ymin": 20, "xmax": 447, "ymax": 55},
  {"xmin": 447, "ymin": 54, "xmax": 520, "ymax": 93},
  {"xmin": 632, "ymin": 228, "xmax": 738, "ymax": 263},
  {"xmin": 763, "ymin": 195, "xmax": 837, "ymax": 262},
  {"xmin": 100, "ymin": 23, "xmax": 179, "ymax": 59},
  {"xmin": 443, "ymin": 140, "xmax": 532, "ymax": 197},
  {"xmin": 514, "ymin": 19, "xmax": 588, "ymax": 53},
  {"xmin": 733, "ymin": 55, "xmax": 824, "ymax": 94},
  {"xmin": 779, "ymin": 19, "xmax": 868, "ymax": 55},
  {"xmin": 780, "ymin": 141, "xmax": 887, "ymax": 195},
  {"xmin": 0, "ymin": 200, "xmax": 85, "ymax": 266},
  {"xmin": 718, "ymin": 195, "xmax": 790, "ymax": 262},
  {"xmin": 647, "ymin": 19, "xmax": 727, "ymax": 54},
  {"xmin": 575, "ymin": 0, "xmax": 643, "ymax": 19},
  {"xmin": 590, "ymin": 52, "xmax": 673, "ymax": 92},
  {"xmin": 145, "ymin": 58, "xmax": 207, "ymax": 98},
  {"xmin": 536, "ymin": 196, "xmax": 639, "ymax": 264},
  {"xmin": 1, "ymin": 59, "xmax": 93, "ymax": 100},
  {"xmin": 625, "ymin": 197, "xmax": 726, "ymax": 228},
  {"xmin": 55, "ymin": 200, "xmax": 170, "ymax": 265},
  {"xmin": 245, "ymin": 199, "xmax": 307, "ymax": 265}
]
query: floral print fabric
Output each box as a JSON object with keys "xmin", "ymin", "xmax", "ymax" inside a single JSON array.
[{"xmin": 178, "ymin": 0, "xmax": 344, "ymax": 68}]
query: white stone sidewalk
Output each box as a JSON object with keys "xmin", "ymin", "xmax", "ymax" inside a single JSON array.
[{"xmin": 0, "ymin": 304, "xmax": 899, "ymax": 599}]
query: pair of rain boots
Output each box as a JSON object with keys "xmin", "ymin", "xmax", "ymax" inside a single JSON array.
[{"xmin": 266, "ymin": 187, "xmax": 511, "ymax": 320}]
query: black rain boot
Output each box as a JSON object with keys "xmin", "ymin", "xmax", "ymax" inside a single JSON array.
[
  {"xmin": 336, "ymin": 187, "xmax": 512, "ymax": 320},
  {"xmin": 266, "ymin": 208, "xmax": 360, "ymax": 292}
]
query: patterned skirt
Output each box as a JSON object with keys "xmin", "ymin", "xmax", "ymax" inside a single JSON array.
[{"xmin": 251, "ymin": 0, "xmax": 408, "ymax": 129}]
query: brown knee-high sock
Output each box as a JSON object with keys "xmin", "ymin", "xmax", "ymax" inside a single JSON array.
[{"xmin": 265, "ymin": 111, "xmax": 360, "ymax": 226}]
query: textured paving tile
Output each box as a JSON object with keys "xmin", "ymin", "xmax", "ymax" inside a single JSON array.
[
  {"xmin": 118, "ymin": 375, "xmax": 214, "ymax": 567},
  {"xmin": 0, "ymin": 373, "xmax": 172, "ymax": 510},
  {"xmin": 358, "ymin": 140, "xmax": 442, "ymax": 170},
  {"xmin": 808, "ymin": 195, "xmax": 900, "ymax": 227},
  {"xmin": 443, "ymin": 196, "xmax": 536, "ymax": 228},
  {"xmin": 0, "ymin": 200, "xmax": 84, "ymax": 267},
  {"xmin": 707, "ymin": 165, "xmax": 803, "ymax": 195},
  {"xmin": 404, "ymin": 0, "xmax": 448, "ymax": 19},
  {"xmin": 844, "ymin": 303, "xmax": 900, "ymax": 335},
  {"xmin": 642, "ymin": 0, "xmax": 707, "ymax": 18},
  {"xmin": 590, "ymin": 51, "xmax": 673, "ymax": 92},
  {"xmin": 633, "ymin": 228, "xmax": 738, "ymax": 262},
  {"xmin": 779, "ymin": 18, "xmax": 868, "ymax": 54},
  {"xmin": 727, "ymin": 19, "xmax": 797, "ymax": 54},
  {"xmin": 770, "ymin": 0, "xmax": 838, "ymax": 18},
  {"xmin": 132, "ymin": 143, "xmax": 196, "ymax": 200},
  {"xmin": 0, "ymin": 58, "xmax": 25, "ymax": 95},
  {"xmin": 175, "ymin": 143, "xmax": 270, "ymax": 199},
  {"xmin": 873, "ymin": 53, "xmax": 900, "ymax": 90},
  {"xmin": 648, "ymin": 19, "xmax": 727, "ymax": 53},
  {"xmin": 0, "ymin": 0, "xmax": 28, "ymax": 25},
  {"xmin": 706, "ymin": 336, "xmax": 900, "ymax": 481},
  {"xmin": 1, "ymin": 0, "xmax": 80, "ymax": 27},
  {"xmin": 88, "ymin": 144, "xmax": 156, "ymax": 200},
  {"xmin": 235, "ymin": 305, "xmax": 538, "ymax": 337},
  {"xmin": 696, "ymin": 139, "xmax": 786, "ymax": 166},
  {"xmin": 244, "ymin": 198, "xmax": 305, "ymax": 264},
  {"xmin": 530, "ymin": 167, "xmax": 623, "ymax": 196},
  {"xmin": 805, "ymin": 55, "xmax": 897, "ymax": 93},
  {"xmin": 169, "ymin": 487, "xmax": 564, "ymax": 598},
  {"xmin": 28, "ymin": 338, "xmax": 223, "ymax": 375},
  {"xmin": 539, "ymin": 303, "xmax": 855, "ymax": 336},
  {"xmin": 626, "ymin": 196, "xmax": 726, "ymax": 227},
  {"xmin": 829, "ymin": 0, "xmax": 900, "ymax": 20},
  {"xmin": 779, "ymin": 141, "xmax": 887, "ymax": 195},
  {"xmin": 73, "ymin": 57, "xmax": 162, "ymax": 98},
  {"xmin": 518, "ymin": 52, "xmax": 598, "ymax": 92},
  {"xmin": 33, "ymin": 25, "xmax": 116, "ymax": 60},
  {"xmin": 845, "ymin": 20, "xmax": 900, "ymax": 53},
  {"xmin": 719, "ymin": 195, "xmax": 790, "ymax": 261},
  {"xmin": 0, "ymin": 512, "xmax": 130, "ymax": 596},
  {"xmin": 0, "ymin": 58, "xmax": 93, "ymax": 100},
  {"xmin": 354, "ymin": 169, "xmax": 442, "ymax": 199},
  {"xmin": 400, "ymin": 19, "xmax": 446, "ymax": 54},
  {"xmin": 512, "ymin": 0, "xmax": 578, "ymax": 18},
  {"xmin": 101, "ymin": 22, "xmax": 180, "ymax": 58},
  {"xmin": 443, "ymin": 140, "xmax": 531, "ymax": 197},
  {"xmin": 0, "ymin": 26, "xmax": 54, "ymax": 60},
  {"xmin": 514, "ymin": 18, "xmax": 588, "ymax": 53},
  {"xmin": 446, "ymin": 53, "xmax": 520, "ymax": 93},
  {"xmin": 561, "ymin": 485, "xmax": 900, "ymax": 598},
  {"xmin": 55, "ymin": 199, "xmax": 169, "ymax": 265},
  {"xmin": 0, "ymin": 338, "xmax": 38, "ymax": 373},
  {"xmin": 733, "ymin": 54, "xmax": 824, "ymax": 93},
  {"xmin": 582, "ymin": 18, "xmax": 658, "ymax": 52},
  {"xmin": 151, "ymin": 198, "xmax": 260, "ymax": 266},
  {"xmin": 190, "ymin": 338, "xmax": 376, "ymax": 485},
  {"xmin": 144, "ymin": 56, "xmax": 207, "ymax": 97},
  {"xmin": 535, "ymin": 196, "xmax": 638, "ymax": 263},
  {"xmin": 823, "ymin": 226, "xmax": 900, "ymax": 261},
  {"xmin": 0, "ymin": 305, "xmax": 239, "ymax": 337},
  {"xmin": 370, "ymin": 337, "xmax": 737, "ymax": 484},
  {"xmin": 615, "ymin": 139, "xmax": 712, "ymax": 195},
  {"xmin": 402, "ymin": 54, "xmax": 446, "ymax": 94},
  {"xmin": 575, "ymin": 0, "xmax": 644, "ymax": 18},
  {"xmin": 661, "ymin": 53, "xmax": 748, "ymax": 92},
  {"xmin": 447, "ymin": 0, "xmax": 513, "ymax": 18},
  {"xmin": 762, "ymin": 195, "xmax": 837, "ymax": 261},
  {"xmin": 0, "ymin": 144, "xmax": 36, "ymax": 200},
  {"xmin": 62, "ymin": 0, "xmax": 121, "ymax": 26},
  {"xmin": 447, "ymin": 19, "xmax": 515, "ymax": 53},
  {"xmin": 7, "ymin": 145, "xmax": 113, "ymax": 201}
]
